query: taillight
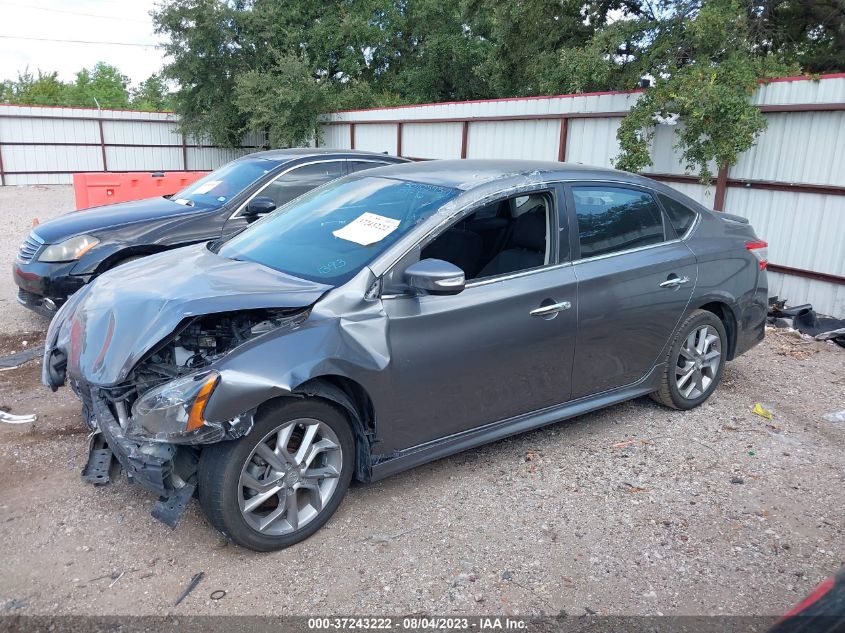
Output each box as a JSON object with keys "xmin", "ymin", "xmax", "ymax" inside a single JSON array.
[{"xmin": 746, "ymin": 239, "xmax": 768, "ymax": 270}]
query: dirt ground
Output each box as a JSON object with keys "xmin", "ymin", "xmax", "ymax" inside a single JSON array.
[{"xmin": 0, "ymin": 185, "xmax": 843, "ymax": 617}]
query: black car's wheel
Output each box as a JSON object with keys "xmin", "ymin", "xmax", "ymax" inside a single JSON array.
[
  {"xmin": 651, "ymin": 309, "xmax": 727, "ymax": 410},
  {"xmin": 198, "ymin": 398, "xmax": 355, "ymax": 552}
]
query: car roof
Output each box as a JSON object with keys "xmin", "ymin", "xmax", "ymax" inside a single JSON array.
[
  {"xmin": 360, "ymin": 159, "xmax": 665, "ymax": 192},
  {"xmin": 242, "ymin": 148, "xmax": 406, "ymax": 164}
]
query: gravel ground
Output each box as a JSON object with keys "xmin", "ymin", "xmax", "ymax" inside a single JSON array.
[
  {"xmin": 0, "ymin": 185, "xmax": 842, "ymax": 617},
  {"xmin": 0, "ymin": 185, "xmax": 75, "ymax": 336}
]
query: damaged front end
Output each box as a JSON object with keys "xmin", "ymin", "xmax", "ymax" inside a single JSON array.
[
  {"xmin": 42, "ymin": 244, "xmax": 330, "ymax": 527},
  {"xmin": 72, "ymin": 308, "xmax": 310, "ymax": 527}
]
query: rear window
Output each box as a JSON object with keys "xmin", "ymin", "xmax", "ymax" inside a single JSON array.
[
  {"xmin": 658, "ymin": 193, "xmax": 697, "ymax": 236},
  {"xmin": 573, "ymin": 186, "xmax": 666, "ymax": 258}
]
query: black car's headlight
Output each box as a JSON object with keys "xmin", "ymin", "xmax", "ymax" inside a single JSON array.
[
  {"xmin": 38, "ymin": 235, "xmax": 100, "ymax": 262},
  {"xmin": 127, "ymin": 370, "xmax": 221, "ymax": 443}
]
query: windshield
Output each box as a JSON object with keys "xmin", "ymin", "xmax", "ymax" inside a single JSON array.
[
  {"xmin": 217, "ymin": 176, "xmax": 459, "ymax": 284},
  {"xmin": 171, "ymin": 158, "xmax": 279, "ymax": 208}
]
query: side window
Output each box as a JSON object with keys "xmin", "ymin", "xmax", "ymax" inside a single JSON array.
[
  {"xmin": 572, "ymin": 186, "xmax": 666, "ymax": 258},
  {"xmin": 348, "ymin": 160, "xmax": 390, "ymax": 173},
  {"xmin": 260, "ymin": 161, "xmax": 344, "ymax": 208},
  {"xmin": 658, "ymin": 193, "xmax": 697, "ymax": 237},
  {"xmin": 421, "ymin": 192, "xmax": 553, "ymax": 281}
]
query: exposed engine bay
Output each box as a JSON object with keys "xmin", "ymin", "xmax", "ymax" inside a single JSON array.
[{"xmin": 100, "ymin": 308, "xmax": 306, "ymax": 410}]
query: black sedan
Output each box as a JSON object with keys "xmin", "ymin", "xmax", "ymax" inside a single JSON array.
[{"xmin": 13, "ymin": 149, "xmax": 407, "ymax": 316}]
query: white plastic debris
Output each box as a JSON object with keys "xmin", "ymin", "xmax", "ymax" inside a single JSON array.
[
  {"xmin": 823, "ymin": 410, "xmax": 845, "ymax": 423},
  {"xmin": 0, "ymin": 411, "xmax": 36, "ymax": 424}
]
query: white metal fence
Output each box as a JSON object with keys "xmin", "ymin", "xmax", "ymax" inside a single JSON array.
[
  {"xmin": 318, "ymin": 74, "xmax": 845, "ymax": 317},
  {"xmin": 1, "ymin": 77, "xmax": 843, "ymax": 316},
  {"xmin": 0, "ymin": 104, "xmax": 262, "ymax": 186}
]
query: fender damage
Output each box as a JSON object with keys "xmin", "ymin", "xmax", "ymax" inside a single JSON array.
[{"xmin": 42, "ymin": 244, "xmax": 391, "ymax": 527}]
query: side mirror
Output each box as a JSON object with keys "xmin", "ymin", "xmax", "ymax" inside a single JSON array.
[
  {"xmin": 243, "ymin": 196, "xmax": 276, "ymax": 222},
  {"xmin": 404, "ymin": 258, "xmax": 466, "ymax": 296}
]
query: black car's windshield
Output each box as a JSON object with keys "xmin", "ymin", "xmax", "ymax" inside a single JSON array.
[
  {"xmin": 172, "ymin": 158, "xmax": 279, "ymax": 208},
  {"xmin": 217, "ymin": 176, "xmax": 459, "ymax": 284}
]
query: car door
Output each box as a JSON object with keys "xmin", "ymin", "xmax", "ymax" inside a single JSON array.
[
  {"xmin": 566, "ymin": 182, "xmax": 697, "ymax": 399},
  {"xmin": 221, "ymin": 159, "xmax": 345, "ymax": 238},
  {"xmin": 378, "ymin": 185, "xmax": 578, "ymax": 451}
]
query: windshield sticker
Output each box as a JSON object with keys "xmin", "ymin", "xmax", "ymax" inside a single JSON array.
[
  {"xmin": 192, "ymin": 180, "xmax": 222, "ymax": 195},
  {"xmin": 332, "ymin": 213, "xmax": 401, "ymax": 246}
]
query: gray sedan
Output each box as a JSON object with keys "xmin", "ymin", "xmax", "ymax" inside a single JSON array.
[{"xmin": 43, "ymin": 160, "xmax": 768, "ymax": 551}]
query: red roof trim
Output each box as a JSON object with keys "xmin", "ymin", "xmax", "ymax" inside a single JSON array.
[
  {"xmin": 331, "ymin": 88, "xmax": 645, "ymax": 114},
  {"xmin": 0, "ymin": 103, "xmax": 175, "ymax": 115},
  {"xmin": 331, "ymin": 72, "xmax": 845, "ymax": 115}
]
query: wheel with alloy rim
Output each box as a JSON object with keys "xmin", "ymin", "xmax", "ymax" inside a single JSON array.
[
  {"xmin": 651, "ymin": 309, "xmax": 727, "ymax": 410},
  {"xmin": 198, "ymin": 399, "xmax": 355, "ymax": 551}
]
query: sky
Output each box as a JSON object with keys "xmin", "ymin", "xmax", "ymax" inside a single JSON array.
[{"xmin": 0, "ymin": 0, "xmax": 168, "ymax": 87}]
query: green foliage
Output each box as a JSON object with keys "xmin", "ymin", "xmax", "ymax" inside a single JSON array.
[
  {"xmin": 612, "ymin": 0, "xmax": 798, "ymax": 181},
  {"xmin": 235, "ymin": 53, "xmax": 328, "ymax": 148},
  {"xmin": 130, "ymin": 73, "xmax": 175, "ymax": 111},
  {"xmin": 0, "ymin": 63, "xmax": 170, "ymax": 112},
  {"xmin": 70, "ymin": 63, "xmax": 130, "ymax": 109},
  {"xmin": 2, "ymin": 0, "xmax": 835, "ymax": 173},
  {"xmin": 5, "ymin": 69, "xmax": 70, "ymax": 106}
]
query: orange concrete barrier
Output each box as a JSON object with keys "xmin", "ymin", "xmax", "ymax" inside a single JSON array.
[{"xmin": 73, "ymin": 171, "xmax": 210, "ymax": 210}]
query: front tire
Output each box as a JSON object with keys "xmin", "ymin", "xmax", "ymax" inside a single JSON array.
[
  {"xmin": 651, "ymin": 309, "xmax": 727, "ymax": 410},
  {"xmin": 198, "ymin": 398, "xmax": 354, "ymax": 552}
]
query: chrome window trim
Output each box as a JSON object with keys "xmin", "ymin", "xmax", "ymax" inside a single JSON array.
[
  {"xmin": 379, "ymin": 188, "xmax": 560, "ymax": 298},
  {"xmin": 566, "ymin": 177, "xmax": 702, "ymax": 242},
  {"xmin": 566, "ymin": 180, "xmax": 702, "ymax": 264},
  {"xmin": 376, "ymin": 176, "xmax": 701, "ymax": 297},
  {"xmin": 571, "ymin": 237, "xmax": 683, "ymax": 266},
  {"xmin": 655, "ymin": 193, "xmax": 701, "ymax": 241},
  {"xmin": 229, "ymin": 158, "xmax": 348, "ymax": 220},
  {"xmin": 381, "ymin": 261, "xmax": 574, "ymax": 300},
  {"xmin": 370, "ymin": 181, "xmax": 563, "ymax": 279}
]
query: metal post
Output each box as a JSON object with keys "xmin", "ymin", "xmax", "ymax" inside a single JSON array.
[
  {"xmin": 97, "ymin": 119, "xmax": 108, "ymax": 172},
  {"xmin": 713, "ymin": 164, "xmax": 729, "ymax": 211},
  {"xmin": 557, "ymin": 118, "xmax": 568, "ymax": 162},
  {"xmin": 460, "ymin": 121, "xmax": 469, "ymax": 159}
]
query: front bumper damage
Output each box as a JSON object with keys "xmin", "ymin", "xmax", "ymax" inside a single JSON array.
[{"xmin": 86, "ymin": 388, "xmax": 199, "ymax": 528}]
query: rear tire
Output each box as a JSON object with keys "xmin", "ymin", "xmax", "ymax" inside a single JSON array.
[
  {"xmin": 651, "ymin": 309, "xmax": 727, "ymax": 410},
  {"xmin": 198, "ymin": 398, "xmax": 354, "ymax": 552}
]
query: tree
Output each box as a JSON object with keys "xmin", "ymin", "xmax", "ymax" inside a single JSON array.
[
  {"xmin": 69, "ymin": 63, "xmax": 131, "ymax": 109},
  {"xmin": 150, "ymin": 0, "xmax": 844, "ymax": 169},
  {"xmin": 606, "ymin": 0, "xmax": 796, "ymax": 181},
  {"xmin": 235, "ymin": 52, "xmax": 328, "ymax": 148},
  {"xmin": 8, "ymin": 69, "xmax": 70, "ymax": 106},
  {"xmin": 131, "ymin": 73, "xmax": 175, "ymax": 111}
]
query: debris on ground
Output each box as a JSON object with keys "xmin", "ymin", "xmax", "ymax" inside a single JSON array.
[
  {"xmin": 174, "ymin": 572, "xmax": 204, "ymax": 607},
  {"xmin": 0, "ymin": 346, "xmax": 43, "ymax": 371},
  {"xmin": 0, "ymin": 409, "xmax": 36, "ymax": 424},
  {"xmin": 210, "ymin": 590, "xmax": 226, "ymax": 601},
  {"xmin": 823, "ymin": 410, "xmax": 845, "ymax": 423},
  {"xmin": 752, "ymin": 403, "xmax": 774, "ymax": 420},
  {"xmin": 3, "ymin": 599, "xmax": 27, "ymax": 611},
  {"xmin": 768, "ymin": 297, "xmax": 845, "ymax": 348},
  {"xmin": 523, "ymin": 449, "xmax": 541, "ymax": 462}
]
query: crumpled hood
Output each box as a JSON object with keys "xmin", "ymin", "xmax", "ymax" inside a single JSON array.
[{"xmin": 44, "ymin": 244, "xmax": 332, "ymax": 386}]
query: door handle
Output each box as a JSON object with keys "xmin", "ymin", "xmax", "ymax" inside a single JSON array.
[
  {"xmin": 659, "ymin": 276, "xmax": 690, "ymax": 288},
  {"xmin": 530, "ymin": 301, "xmax": 572, "ymax": 317}
]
